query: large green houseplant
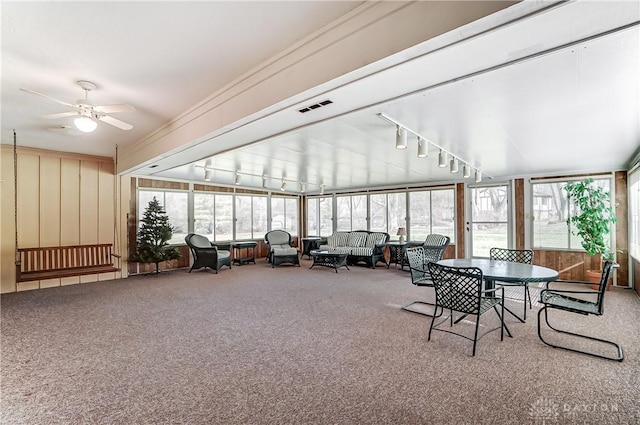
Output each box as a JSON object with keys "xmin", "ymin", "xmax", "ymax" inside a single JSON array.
[{"xmin": 564, "ymin": 178, "xmax": 617, "ymax": 280}]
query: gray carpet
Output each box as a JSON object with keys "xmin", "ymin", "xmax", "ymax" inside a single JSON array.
[{"xmin": 2, "ymin": 259, "xmax": 640, "ymax": 424}]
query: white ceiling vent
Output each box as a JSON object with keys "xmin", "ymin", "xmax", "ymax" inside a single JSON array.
[{"xmin": 298, "ymin": 99, "xmax": 333, "ymax": 113}]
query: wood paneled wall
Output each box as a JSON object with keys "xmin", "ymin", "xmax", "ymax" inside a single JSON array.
[{"xmin": 1, "ymin": 146, "xmax": 126, "ymax": 293}]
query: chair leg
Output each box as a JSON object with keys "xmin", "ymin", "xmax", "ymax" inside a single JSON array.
[
  {"xmin": 537, "ymin": 306, "xmax": 624, "ymax": 362},
  {"xmin": 472, "ymin": 314, "xmax": 480, "ymax": 356}
]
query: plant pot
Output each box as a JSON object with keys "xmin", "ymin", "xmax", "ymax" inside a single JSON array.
[{"xmin": 586, "ymin": 269, "xmax": 612, "ymax": 291}]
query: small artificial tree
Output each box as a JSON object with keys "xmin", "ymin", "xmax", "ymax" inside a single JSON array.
[
  {"xmin": 130, "ymin": 197, "xmax": 180, "ymax": 274},
  {"xmin": 564, "ymin": 178, "xmax": 617, "ymax": 271}
]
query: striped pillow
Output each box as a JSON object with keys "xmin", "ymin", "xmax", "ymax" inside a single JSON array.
[
  {"xmin": 348, "ymin": 232, "xmax": 368, "ymax": 247},
  {"xmin": 366, "ymin": 232, "xmax": 387, "ymax": 248}
]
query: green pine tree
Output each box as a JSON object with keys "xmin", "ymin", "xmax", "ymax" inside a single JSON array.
[{"xmin": 130, "ymin": 197, "xmax": 180, "ymax": 274}]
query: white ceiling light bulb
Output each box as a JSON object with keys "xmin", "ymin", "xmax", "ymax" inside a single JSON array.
[
  {"xmin": 74, "ymin": 114, "xmax": 97, "ymax": 133},
  {"xmin": 438, "ymin": 150, "xmax": 447, "ymax": 167},
  {"xmin": 417, "ymin": 138, "xmax": 427, "ymax": 158},
  {"xmin": 395, "ymin": 126, "xmax": 407, "ymax": 149},
  {"xmin": 450, "ymin": 158, "xmax": 459, "ymax": 173},
  {"xmin": 463, "ymin": 164, "xmax": 471, "ymax": 178}
]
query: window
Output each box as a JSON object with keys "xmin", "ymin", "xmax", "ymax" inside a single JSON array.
[
  {"xmin": 235, "ymin": 195, "xmax": 267, "ymax": 240},
  {"xmin": 138, "ymin": 190, "xmax": 188, "ymax": 245},
  {"xmin": 532, "ymin": 177, "xmax": 611, "ymax": 250},
  {"xmin": 469, "ymin": 185, "xmax": 508, "ymax": 257},
  {"xmin": 409, "ymin": 189, "xmax": 455, "ymax": 243},
  {"xmin": 336, "ymin": 195, "xmax": 367, "ymax": 231},
  {"xmin": 307, "ymin": 197, "xmax": 333, "ymax": 237},
  {"xmin": 194, "ymin": 193, "xmax": 233, "ymax": 241},
  {"xmin": 271, "ymin": 196, "xmax": 298, "ymax": 236}
]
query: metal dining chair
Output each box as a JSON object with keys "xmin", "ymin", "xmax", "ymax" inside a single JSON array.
[{"xmin": 489, "ymin": 247, "xmax": 534, "ymax": 322}]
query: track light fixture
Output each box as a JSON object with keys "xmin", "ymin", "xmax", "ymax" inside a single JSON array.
[
  {"xmin": 320, "ymin": 184, "xmax": 325, "ymax": 195},
  {"xmin": 475, "ymin": 169, "xmax": 482, "ymax": 183},
  {"xmin": 417, "ymin": 138, "xmax": 427, "ymax": 158},
  {"xmin": 280, "ymin": 180, "xmax": 287, "ymax": 191},
  {"xmin": 234, "ymin": 173, "xmax": 241, "ymax": 185},
  {"xmin": 463, "ymin": 164, "xmax": 471, "ymax": 178},
  {"xmin": 450, "ymin": 158, "xmax": 459, "ymax": 173},
  {"xmin": 300, "ymin": 182, "xmax": 306, "ymax": 193},
  {"xmin": 204, "ymin": 170, "xmax": 212, "ymax": 181},
  {"xmin": 395, "ymin": 126, "xmax": 408, "ymax": 150},
  {"xmin": 262, "ymin": 176, "xmax": 267, "ymax": 188},
  {"xmin": 438, "ymin": 150, "xmax": 447, "ymax": 168}
]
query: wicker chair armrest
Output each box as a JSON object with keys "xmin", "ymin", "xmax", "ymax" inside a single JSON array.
[{"xmin": 540, "ymin": 288, "xmax": 598, "ymax": 296}]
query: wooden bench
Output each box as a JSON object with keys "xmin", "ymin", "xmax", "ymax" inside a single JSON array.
[{"xmin": 16, "ymin": 244, "xmax": 120, "ymax": 282}]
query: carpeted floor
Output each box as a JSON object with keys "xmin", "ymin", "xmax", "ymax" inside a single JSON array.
[{"xmin": 2, "ymin": 258, "xmax": 639, "ymax": 424}]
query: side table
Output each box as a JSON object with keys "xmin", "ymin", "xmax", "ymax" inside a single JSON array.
[
  {"xmin": 230, "ymin": 241, "xmax": 258, "ymax": 265},
  {"xmin": 386, "ymin": 241, "xmax": 423, "ymax": 270},
  {"xmin": 301, "ymin": 237, "xmax": 325, "ymax": 259}
]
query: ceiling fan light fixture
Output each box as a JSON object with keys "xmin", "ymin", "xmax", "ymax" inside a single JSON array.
[{"xmin": 74, "ymin": 115, "xmax": 97, "ymax": 133}]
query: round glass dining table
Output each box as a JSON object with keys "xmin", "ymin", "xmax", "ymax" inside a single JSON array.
[{"xmin": 437, "ymin": 258, "xmax": 559, "ymax": 287}]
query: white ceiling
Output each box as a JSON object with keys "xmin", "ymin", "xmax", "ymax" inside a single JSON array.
[{"xmin": 3, "ymin": 1, "xmax": 639, "ymax": 195}]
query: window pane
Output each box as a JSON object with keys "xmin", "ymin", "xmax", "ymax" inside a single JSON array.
[
  {"xmin": 194, "ymin": 193, "xmax": 215, "ymax": 239},
  {"xmin": 285, "ymin": 198, "xmax": 298, "ymax": 236},
  {"xmin": 319, "ymin": 197, "xmax": 333, "ymax": 236},
  {"xmin": 307, "ymin": 198, "xmax": 319, "ymax": 236},
  {"xmin": 431, "ymin": 189, "xmax": 455, "ymax": 243},
  {"xmin": 370, "ymin": 194, "xmax": 387, "ymax": 232},
  {"xmin": 409, "ymin": 191, "xmax": 430, "ymax": 241},
  {"xmin": 336, "ymin": 196, "xmax": 351, "ymax": 231},
  {"xmin": 252, "ymin": 196, "xmax": 268, "ymax": 239},
  {"xmin": 533, "ymin": 182, "xmax": 568, "ymax": 248},
  {"xmin": 472, "ymin": 223, "xmax": 508, "ymax": 257},
  {"xmin": 352, "ymin": 195, "xmax": 367, "ymax": 230},
  {"xmin": 235, "ymin": 195, "xmax": 252, "ymax": 240},
  {"xmin": 630, "ymin": 168, "xmax": 640, "ymax": 259},
  {"xmin": 163, "ymin": 192, "xmax": 189, "ymax": 245},
  {"xmin": 472, "ymin": 186, "xmax": 508, "ymax": 222},
  {"xmin": 271, "ymin": 197, "xmax": 285, "ymax": 230},
  {"xmin": 387, "ymin": 192, "xmax": 406, "ymax": 238},
  {"xmin": 214, "ymin": 195, "xmax": 233, "ymax": 241}
]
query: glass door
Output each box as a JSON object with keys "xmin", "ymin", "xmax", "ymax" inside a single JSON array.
[{"xmin": 468, "ymin": 184, "xmax": 511, "ymax": 257}]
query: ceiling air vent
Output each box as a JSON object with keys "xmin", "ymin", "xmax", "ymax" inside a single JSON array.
[{"xmin": 298, "ymin": 99, "xmax": 333, "ymax": 113}]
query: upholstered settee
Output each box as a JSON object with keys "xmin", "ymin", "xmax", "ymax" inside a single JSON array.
[{"xmin": 318, "ymin": 231, "xmax": 389, "ymax": 269}]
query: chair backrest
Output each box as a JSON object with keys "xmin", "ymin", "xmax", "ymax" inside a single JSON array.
[
  {"xmin": 594, "ymin": 260, "xmax": 618, "ymax": 315},
  {"xmin": 185, "ymin": 233, "xmax": 212, "ymax": 250},
  {"xmin": 265, "ymin": 230, "xmax": 291, "ymax": 247},
  {"xmin": 489, "ymin": 247, "xmax": 533, "ymax": 264},
  {"xmin": 427, "ymin": 262, "xmax": 484, "ymax": 315},
  {"xmin": 424, "ymin": 234, "xmax": 450, "ymax": 249},
  {"xmin": 406, "ymin": 247, "xmax": 429, "ymax": 285}
]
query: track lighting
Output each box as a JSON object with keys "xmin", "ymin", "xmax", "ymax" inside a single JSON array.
[
  {"xmin": 300, "ymin": 182, "xmax": 306, "ymax": 193},
  {"xmin": 450, "ymin": 158, "xmax": 459, "ymax": 173},
  {"xmin": 475, "ymin": 169, "xmax": 482, "ymax": 183},
  {"xmin": 438, "ymin": 150, "xmax": 447, "ymax": 168},
  {"xmin": 262, "ymin": 176, "xmax": 267, "ymax": 188},
  {"xmin": 280, "ymin": 180, "xmax": 287, "ymax": 191},
  {"xmin": 204, "ymin": 170, "xmax": 212, "ymax": 181},
  {"xmin": 234, "ymin": 173, "xmax": 241, "ymax": 185},
  {"xmin": 320, "ymin": 184, "xmax": 325, "ymax": 195},
  {"xmin": 395, "ymin": 126, "xmax": 407, "ymax": 149},
  {"xmin": 417, "ymin": 138, "xmax": 427, "ymax": 158},
  {"xmin": 463, "ymin": 164, "xmax": 471, "ymax": 178}
]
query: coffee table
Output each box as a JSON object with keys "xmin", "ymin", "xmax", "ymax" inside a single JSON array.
[{"xmin": 309, "ymin": 250, "xmax": 349, "ymax": 273}]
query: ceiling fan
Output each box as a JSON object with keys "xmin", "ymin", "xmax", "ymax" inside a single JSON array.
[{"xmin": 20, "ymin": 80, "xmax": 135, "ymax": 132}]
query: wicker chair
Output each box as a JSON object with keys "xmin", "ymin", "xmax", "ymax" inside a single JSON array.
[
  {"xmin": 489, "ymin": 247, "xmax": 534, "ymax": 322},
  {"xmin": 265, "ymin": 230, "xmax": 300, "ymax": 267},
  {"xmin": 537, "ymin": 261, "xmax": 623, "ymax": 361},
  {"xmin": 185, "ymin": 233, "xmax": 231, "ymax": 273},
  {"xmin": 402, "ymin": 235, "xmax": 450, "ymax": 316},
  {"xmin": 427, "ymin": 262, "xmax": 506, "ymax": 357}
]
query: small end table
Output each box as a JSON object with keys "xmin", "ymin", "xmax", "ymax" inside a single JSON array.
[
  {"xmin": 231, "ymin": 241, "xmax": 258, "ymax": 265},
  {"xmin": 386, "ymin": 241, "xmax": 423, "ymax": 270},
  {"xmin": 301, "ymin": 237, "xmax": 325, "ymax": 259}
]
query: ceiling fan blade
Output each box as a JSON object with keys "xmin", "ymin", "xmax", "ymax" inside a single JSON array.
[
  {"xmin": 94, "ymin": 104, "xmax": 135, "ymax": 114},
  {"xmin": 98, "ymin": 115, "xmax": 133, "ymax": 130},
  {"xmin": 20, "ymin": 88, "xmax": 76, "ymax": 108},
  {"xmin": 43, "ymin": 112, "xmax": 78, "ymax": 119}
]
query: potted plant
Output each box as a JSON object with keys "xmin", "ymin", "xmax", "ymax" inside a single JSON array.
[{"xmin": 564, "ymin": 178, "xmax": 617, "ymax": 286}]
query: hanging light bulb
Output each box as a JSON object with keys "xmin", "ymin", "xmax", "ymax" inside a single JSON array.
[
  {"xmin": 438, "ymin": 150, "xmax": 447, "ymax": 168},
  {"xmin": 463, "ymin": 164, "xmax": 471, "ymax": 178},
  {"xmin": 475, "ymin": 169, "xmax": 482, "ymax": 183},
  {"xmin": 450, "ymin": 158, "xmax": 459, "ymax": 173},
  {"xmin": 395, "ymin": 126, "xmax": 407, "ymax": 149},
  {"xmin": 417, "ymin": 138, "xmax": 427, "ymax": 158},
  {"xmin": 74, "ymin": 115, "xmax": 97, "ymax": 133}
]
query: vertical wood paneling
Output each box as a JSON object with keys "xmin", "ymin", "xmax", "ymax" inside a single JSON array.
[
  {"xmin": 514, "ymin": 178, "xmax": 525, "ymax": 250},
  {"xmin": 1, "ymin": 147, "xmax": 17, "ymax": 293},
  {"xmin": 98, "ymin": 162, "xmax": 116, "ymax": 281},
  {"xmin": 80, "ymin": 161, "xmax": 99, "ymax": 283},
  {"xmin": 455, "ymin": 183, "xmax": 465, "ymax": 259},
  {"xmin": 615, "ymin": 171, "xmax": 628, "ymax": 286},
  {"xmin": 39, "ymin": 156, "xmax": 62, "ymax": 288},
  {"xmin": 60, "ymin": 159, "xmax": 81, "ymax": 286},
  {"xmin": 17, "ymin": 154, "xmax": 40, "ymax": 291}
]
